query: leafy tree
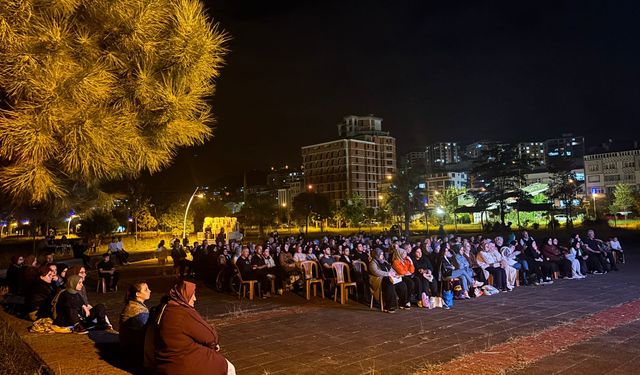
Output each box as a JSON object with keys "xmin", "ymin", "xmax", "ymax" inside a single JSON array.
[
  {"xmin": 292, "ymin": 192, "xmax": 331, "ymax": 234},
  {"xmin": 609, "ymin": 183, "xmax": 636, "ymax": 217},
  {"xmin": 471, "ymin": 148, "xmax": 530, "ymax": 226},
  {"xmin": 340, "ymin": 193, "xmax": 366, "ymax": 228},
  {"xmin": 386, "ymin": 162, "xmax": 424, "ymax": 237},
  {"xmin": 78, "ymin": 209, "xmax": 119, "ymax": 237},
  {"xmin": 0, "ymin": 0, "xmax": 228, "ymax": 204},
  {"xmin": 135, "ymin": 208, "xmax": 158, "ymax": 231},
  {"xmin": 431, "ymin": 186, "xmax": 465, "ymax": 225},
  {"xmin": 158, "ymin": 204, "xmax": 193, "ymax": 236},
  {"xmin": 240, "ymin": 195, "xmax": 276, "ymax": 238},
  {"xmin": 547, "ymin": 159, "xmax": 581, "ymax": 226}
]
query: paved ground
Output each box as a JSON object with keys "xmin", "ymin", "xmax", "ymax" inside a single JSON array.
[{"xmin": 2, "ymin": 246, "xmax": 640, "ymax": 374}]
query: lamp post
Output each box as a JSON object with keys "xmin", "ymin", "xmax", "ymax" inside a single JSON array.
[
  {"xmin": 591, "ymin": 193, "xmax": 601, "ymax": 219},
  {"xmin": 183, "ymin": 187, "xmax": 204, "ymax": 240},
  {"xmin": 66, "ymin": 215, "xmax": 79, "ymax": 236},
  {"xmin": 424, "ymin": 202, "xmax": 430, "ymax": 235}
]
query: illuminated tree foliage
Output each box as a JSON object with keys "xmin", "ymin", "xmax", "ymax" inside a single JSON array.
[{"xmin": 0, "ymin": 0, "xmax": 228, "ymax": 204}]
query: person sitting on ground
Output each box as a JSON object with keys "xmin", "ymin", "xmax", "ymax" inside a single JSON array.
[
  {"xmin": 19, "ymin": 255, "xmax": 40, "ymax": 293},
  {"xmin": 25, "ymin": 264, "xmax": 57, "ymax": 320},
  {"xmin": 55, "ymin": 263, "xmax": 69, "ymax": 289},
  {"xmin": 120, "ymin": 282, "xmax": 151, "ymax": 364},
  {"xmin": 144, "ymin": 280, "xmax": 235, "ymax": 375},
  {"xmin": 369, "ymin": 248, "xmax": 408, "ymax": 313},
  {"xmin": 6, "ymin": 255, "xmax": 24, "ymax": 295},
  {"xmin": 53, "ymin": 275, "xmax": 111, "ymax": 333},
  {"xmin": 98, "ymin": 253, "xmax": 120, "ymax": 291},
  {"xmin": 66, "ymin": 266, "xmax": 90, "ymax": 304}
]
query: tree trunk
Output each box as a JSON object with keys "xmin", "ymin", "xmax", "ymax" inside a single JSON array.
[{"xmin": 404, "ymin": 211, "xmax": 410, "ymax": 238}]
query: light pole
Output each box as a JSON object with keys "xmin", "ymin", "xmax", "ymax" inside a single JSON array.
[
  {"xmin": 424, "ymin": 202, "xmax": 429, "ymax": 235},
  {"xmin": 183, "ymin": 187, "xmax": 204, "ymax": 240},
  {"xmin": 66, "ymin": 215, "xmax": 79, "ymax": 236},
  {"xmin": 591, "ymin": 193, "xmax": 601, "ymax": 219}
]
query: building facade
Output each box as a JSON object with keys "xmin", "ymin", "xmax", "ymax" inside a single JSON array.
[
  {"xmin": 424, "ymin": 172, "xmax": 468, "ymax": 202},
  {"xmin": 584, "ymin": 148, "xmax": 640, "ymax": 197},
  {"xmin": 301, "ymin": 115, "xmax": 396, "ymax": 208},
  {"xmin": 425, "ymin": 142, "xmax": 461, "ymax": 168},
  {"xmin": 515, "ymin": 142, "xmax": 546, "ymax": 165}
]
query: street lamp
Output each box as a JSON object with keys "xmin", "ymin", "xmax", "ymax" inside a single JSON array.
[
  {"xmin": 66, "ymin": 214, "xmax": 79, "ymax": 236},
  {"xmin": 183, "ymin": 187, "xmax": 205, "ymax": 240},
  {"xmin": 591, "ymin": 193, "xmax": 602, "ymax": 219},
  {"xmin": 424, "ymin": 202, "xmax": 430, "ymax": 235}
]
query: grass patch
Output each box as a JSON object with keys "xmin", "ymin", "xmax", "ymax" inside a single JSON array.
[{"xmin": 0, "ymin": 317, "xmax": 51, "ymax": 375}]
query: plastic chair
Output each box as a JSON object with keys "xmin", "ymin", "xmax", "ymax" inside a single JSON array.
[
  {"xmin": 234, "ymin": 264, "xmax": 260, "ymax": 301},
  {"xmin": 96, "ymin": 274, "xmax": 117, "ymax": 293},
  {"xmin": 332, "ymin": 262, "xmax": 358, "ymax": 304},
  {"xmin": 300, "ymin": 261, "xmax": 324, "ymax": 300},
  {"xmin": 369, "ymin": 286, "xmax": 384, "ymax": 311}
]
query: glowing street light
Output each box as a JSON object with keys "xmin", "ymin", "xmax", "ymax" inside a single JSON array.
[
  {"xmin": 183, "ymin": 187, "xmax": 205, "ymax": 239},
  {"xmin": 67, "ymin": 214, "xmax": 79, "ymax": 236},
  {"xmin": 307, "ymin": 184, "xmax": 313, "ymax": 191},
  {"xmin": 591, "ymin": 192, "xmax": 603, "ymax": 218}
]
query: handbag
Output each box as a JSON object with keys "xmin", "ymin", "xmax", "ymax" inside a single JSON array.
[{"xmin": 442, "ymin": 290, "xmax": 454, "ymax": 307}]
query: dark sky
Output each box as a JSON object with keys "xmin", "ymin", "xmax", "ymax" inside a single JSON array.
[{"xmin": 143, "ymin": 0, "xmax": 640, "ymax": 191}]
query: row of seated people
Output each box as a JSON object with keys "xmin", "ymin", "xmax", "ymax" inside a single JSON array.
[
  {"xmin": 4, "ymin": 252, "xmax": 119, "ymax": 321},
  {"xmin": 188, "ymin": 228, "xmax": 624, "ymax": 313},
  {"xmin": 4, "ymin": 260, "xmax": 233, "ymax": 374}
]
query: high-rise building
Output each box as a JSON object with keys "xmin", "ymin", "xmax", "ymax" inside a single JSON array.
[
  {"xmin": 425, "ymin": 142, "xmax": 460, "ymax": 167},
  {"xmin": 544, "ymin": 134, "xmax": 585, "ymax": 166},
  {"xmin": 515, "ymin": 142, "xmax": 546, "ymax": 165},
  {"xmin": 301, "ymin": 115, "xmax": 396, "ymax": 208}
]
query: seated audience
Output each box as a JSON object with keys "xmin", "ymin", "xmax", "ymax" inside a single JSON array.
[
  {"xmin": 369, "ymin": 248, "xmax": 408, "ymax": 313},
  {"xmin": 98, "ymin": 253, "xmax": 120, "ymax": 291},
  {"xmin": 53, "ymin": 275, "xmax": 111, "ymax": 332}
]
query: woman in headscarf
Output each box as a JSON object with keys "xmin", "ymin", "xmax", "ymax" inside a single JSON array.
[
  {"xmin": 53, "ymin": 274, "xmax": 110, "ymax": 332},
  {"xmin": 391, "ymin": 244, "xmax": 416, "ymax": 305},
  {"xmin": 368, "ymin": 248, "xmax": 408, "ymax": 313},
  {"xmin": 144, "ymin": 280, "xmax": 235, "ymax": 375}
]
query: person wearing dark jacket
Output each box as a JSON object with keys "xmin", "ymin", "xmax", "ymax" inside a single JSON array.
[
  {"xmin": 542, "ymin": 238, "xmax": 572, "ymax": 278},
  {"xmin": 53, "ymin": 275, "xmax": 110, "ymax": 332},
  {"xmin": 120, "ymin": 282, "xmax": 151, "ymax": 365},
  {"xmin": 25, "ymin": 264, "xmax": 56, "ymax": 321},
  {"xmin": 144, "ymin": 280, "xmax": 234, "ymax": 375},
  {"xmin": 6, "ymin": 255, "xmax": 24, "ymax": 295}
]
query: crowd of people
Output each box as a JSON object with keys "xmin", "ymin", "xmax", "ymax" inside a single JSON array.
[
  {"xmin": 0, "ymin": 228, "xmax": 626, "ymax": 374},
  {"xmin": 167, "ymin": 228, "xmax": 625, "ymax": 313}
]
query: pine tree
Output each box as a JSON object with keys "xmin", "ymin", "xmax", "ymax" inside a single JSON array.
[{"xmin": 0, "ymin": 0, "xmax": 228, "ymax": 204}]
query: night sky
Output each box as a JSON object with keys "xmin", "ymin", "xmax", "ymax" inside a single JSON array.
[{"xmin": 143, "ymin": 0, "xmax": 640, "ymax": 191}]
